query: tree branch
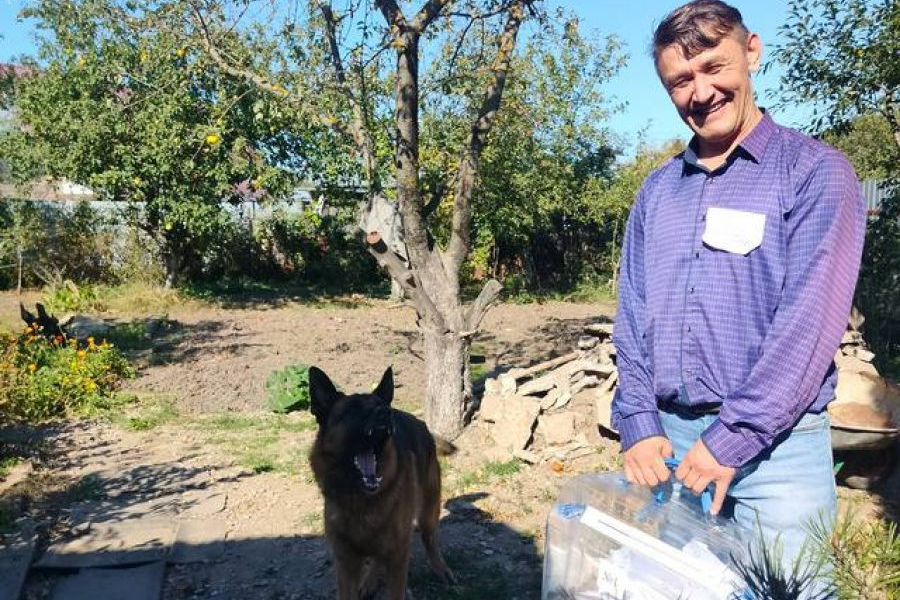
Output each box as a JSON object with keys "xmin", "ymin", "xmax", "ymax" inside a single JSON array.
[
  {"xmin": 365, "ymin": 233, "xmax": 448, "ymax": 330},
  {"xmin": 446, "ymin": 1, "xmax": 527, "ymax": 274},
  {"xmin": 374, "ymin": 0, "xmax": 405, "ymax": 28},
  {"xmin": 466, "ymin": 278, "xmax": 503, "ymax": 332},
  {"xmin": 411, "ymin": 0, "xmax": 454, "ymax": 34},
  {"xmin": 316, "ymin": 1, "xmax": 380, "ymax": 189}
]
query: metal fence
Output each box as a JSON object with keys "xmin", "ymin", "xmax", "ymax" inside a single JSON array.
[{"xmin": 860, "ymin": 179, "xmax": 892, "ymax": 215}]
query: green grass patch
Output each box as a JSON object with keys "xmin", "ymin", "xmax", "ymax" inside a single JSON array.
[
  {"xmin": 70, "ymin": 474, "xmax": 104, "ymax": 502},
  {"xmin": 191, "ymin": 412, "xmax": 316, "ymax": 475},
  {"xmin": 502, "ymin": 278, "xmax": 618, "ymax": 305},
  {"xmin": 0, "ymin": 456, "xmax": 23, "ymax": 478},
  {"xmin": 103, "ymin": 321, "xmax": 150, "ymax": 351},
  {"xmin": 97, "ymin": 393, "xmax": 181, "ymax": 431},
  {"xmin": 452, "ymin": 459, "xmax": 522, "ymax": 493},
  {"xmin": 180, "ymin": 278, "xmax": 389, "ymax": 309},
  {"xmin": 470, "ymin": 343, "xmax": 489, "ymax": 383}
]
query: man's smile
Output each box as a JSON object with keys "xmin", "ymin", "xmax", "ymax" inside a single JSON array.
[{"xmin": 692, "ymin": 98, "xmax": 729, "ymax": 119}]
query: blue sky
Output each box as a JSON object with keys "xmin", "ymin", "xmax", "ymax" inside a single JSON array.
[{"xmin": 0, "ymin": 0, "xmax": 808, "ymax": 151}]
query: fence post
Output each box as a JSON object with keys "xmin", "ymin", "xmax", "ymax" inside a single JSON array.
[{"xmin": 16, "ymin": 244, "xmax": 22, "ymax": 296}]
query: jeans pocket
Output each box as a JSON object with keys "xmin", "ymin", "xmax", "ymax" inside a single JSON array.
[{"xmin": 792, "ymin": 411, "xmax": 830, "ymax": 433}]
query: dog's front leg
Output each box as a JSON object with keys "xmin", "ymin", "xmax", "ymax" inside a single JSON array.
[
  {"xmin": 382, "ymin": 545, "xmax": 412, "ymax": 600},
  {"xmin": 334, "ymin": 551, "xmax": 364, "ymax": 600}
]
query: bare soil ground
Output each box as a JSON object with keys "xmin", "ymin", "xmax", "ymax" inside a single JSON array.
[
  {"xmin": 1, "ymin": 294, "xmax": 626, "ymax": 600},
  {"xmin": 1, "ymin": 292, "xmax": 895, "ymax": 600}
]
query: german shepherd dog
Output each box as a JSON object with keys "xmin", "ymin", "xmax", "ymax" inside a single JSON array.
[{"xmin": 308, "ymin": 366, "xmax": 454, "ymax": 600}]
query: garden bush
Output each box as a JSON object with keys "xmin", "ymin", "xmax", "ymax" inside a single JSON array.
[{"xmin": 0, "ymin": 324, "xmax": 134, "ymax": 423}]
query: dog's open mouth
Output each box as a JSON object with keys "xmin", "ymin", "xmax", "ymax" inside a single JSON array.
[{"xmin": 353, "ymin": 450, "xmax": 382, "ymax": 492}]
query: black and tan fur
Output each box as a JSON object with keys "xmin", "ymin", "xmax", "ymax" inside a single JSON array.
[{"xmin": 308, "ymin": 365, "xmax": 454, "ymax": 600}]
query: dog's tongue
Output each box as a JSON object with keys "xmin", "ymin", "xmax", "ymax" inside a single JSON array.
[{"xmin": 355, "ymin": 451, "xmax": 379, "ymax": 489}]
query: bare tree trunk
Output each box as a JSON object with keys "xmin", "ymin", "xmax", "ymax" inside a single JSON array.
[{"xmin": 423, "ymin": 326, "xmax": 471, "ymax": 438}]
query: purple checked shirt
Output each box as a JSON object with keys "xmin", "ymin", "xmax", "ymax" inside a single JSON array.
[{"xmin": 611, "ymin": 113, "xmax": 867, "ymax": 468}]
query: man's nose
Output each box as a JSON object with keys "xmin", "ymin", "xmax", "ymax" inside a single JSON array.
[{"xmin": 692, "ymin": 74, "xmax": 715, "ymax": 105}]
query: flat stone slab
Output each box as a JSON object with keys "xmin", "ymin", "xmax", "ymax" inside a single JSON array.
[
  {"xmin": 51, "ymin": 561, "xmax": 165, "ymax": 600},
  {"xmin": 169, "ymin": 519, "xmax": 227, "ymax": 564},
  {"xmin": 0, "ymin": 523, "xmax": 37, "ymax": 600},
  {"xmin": 36, "ymin": 518, "xmax": 176, "ymax": 569}
]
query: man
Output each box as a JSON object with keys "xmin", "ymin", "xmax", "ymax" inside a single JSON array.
[{"xmin": 611, "ymin": 0, "xmax": 866, "ymax": 579}]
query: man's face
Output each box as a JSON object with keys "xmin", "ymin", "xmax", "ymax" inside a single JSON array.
[{"xmin": 656, "ymin": 32, "xmax": 762, "ymax": 149}]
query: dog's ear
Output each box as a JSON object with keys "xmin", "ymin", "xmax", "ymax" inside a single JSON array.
[
  {"xmin": 36, "ymin": 303, "xmax": 56, "ymax": 324},
  {"xmin": 373, "ymin": 366, "xmax": 393, "ymax": 405},
  {"xmin": 309, "ymin": 366, "xmax": 340, "ymax": 425},
  {"xmin": 20, "ymin": 303, "xmax": 36, "ymax": 326}
]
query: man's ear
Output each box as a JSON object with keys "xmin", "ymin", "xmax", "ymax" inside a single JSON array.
[
  {"xmin": 373, "ymin": 366, "xmax": 394, "ymax": 405},
  {"xmin": 746, "ymin": 32, "xmax": 762, "ymax": 73},
  {"xmin": 309, "ymin": 366, "xmax": 340, "ymax": 425}
]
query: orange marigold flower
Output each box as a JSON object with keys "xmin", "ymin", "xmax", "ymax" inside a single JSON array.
[
  {"xmin": 77, "ymin": 350, "xmax": 87, "ymax": 360},
  {"xmin": 28, "ymin": 363, "xmax": 37, "ymax": 373}
]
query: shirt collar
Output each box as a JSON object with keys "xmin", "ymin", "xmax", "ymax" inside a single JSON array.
[{"xmin": 682, "ymin": 110, "xmax": 776, "ymax": 173}]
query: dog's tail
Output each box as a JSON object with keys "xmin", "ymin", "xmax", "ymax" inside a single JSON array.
[{"xmin": 433, "ymin": 436, "xmax": 458, "ymax": 456}]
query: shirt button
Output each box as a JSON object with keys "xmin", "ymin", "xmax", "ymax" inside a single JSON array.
[
  {"xmin": 690, "ymin": 287, "xmax": 695, "ymax": 293},
  {"xmin": 686, "ymin": 326, "xmax": 692, "ymax": 332},
  {"xmin": 684, "ymin": 369, "xmax": 693, "ymax": 376},
  {"xmin": 694, "ymin": 251, "xmax": 700, "ymax": 259}
]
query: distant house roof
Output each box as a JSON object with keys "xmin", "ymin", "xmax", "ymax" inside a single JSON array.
[{"xmin": 0, "ymin": 180, "xmax": 97, "ymax": 202}]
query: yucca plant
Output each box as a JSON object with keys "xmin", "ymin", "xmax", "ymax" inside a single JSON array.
[{"xmin": 731, "ymin": 532, "xmax": 835, "ymax": 600}]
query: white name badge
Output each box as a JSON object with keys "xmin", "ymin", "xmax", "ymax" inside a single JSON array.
[{"xmin": 702, "ymin": 207, "xmax": 766, "ymax": 255}]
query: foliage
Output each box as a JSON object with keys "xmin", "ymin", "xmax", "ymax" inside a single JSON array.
[
  {"xmin": 823, "ymin": 114, "xmax": 900, "ymax": 181},
  {"xmin": 0, "ymin": 0, "xmax": 306, "ymax": 286},
  {"xmin": 768, "ymin": 0, "xmax": 899, "ymax": 137},
  {"xmin": 41, "ymin": 280, "xmax": 105, "ymax": 313},
  {"xmin": 0, "ymin": 325, "xmax": 134, "ymax": 423},
  {"xmin": 266, "ymin": 364, "xmax": 311, "ymax": 413},
  {"xmin": 769, "ymin": 0, "xmax": 900, "ymax": 369},
  {"xmin": 0, "ymin": 200, "xmax": 121, "ymax": 290},
  {"xmin": 856, "ymin": 184, "xmax": 900, "ymax": 373},
  {"xmin": 253, "ymin": 208, "xmax": 382, "ymax": 290},
  {"xmin": 810, "ymin": 511, "xmax": 900, "ymax": 599},
  {"xmin": 421, "ymin": 16, "xmax": 627, "ymax": 290}
]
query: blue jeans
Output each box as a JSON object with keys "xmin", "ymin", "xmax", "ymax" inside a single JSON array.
[{"xmin": 659, "ymin": 408, "xmax": 837, "ymax": 594}]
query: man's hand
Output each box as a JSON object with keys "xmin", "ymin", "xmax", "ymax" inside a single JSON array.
[
  {"xmin": 623, "ymin": 436, "xmax": 673, "ymax": 487},
  {"xmin": 675, "ymin": 439, "xmax": 736, "ymax": 515}
]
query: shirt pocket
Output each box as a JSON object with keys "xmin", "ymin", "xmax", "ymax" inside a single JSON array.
[{"xmin": 702, "ymin": 207, "xmax": 766, "ymax": 255}]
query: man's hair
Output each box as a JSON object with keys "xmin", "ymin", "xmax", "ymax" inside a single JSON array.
[{"xmin": 651, "ymin": 0, "xmax": 748, "ymax": 61}]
